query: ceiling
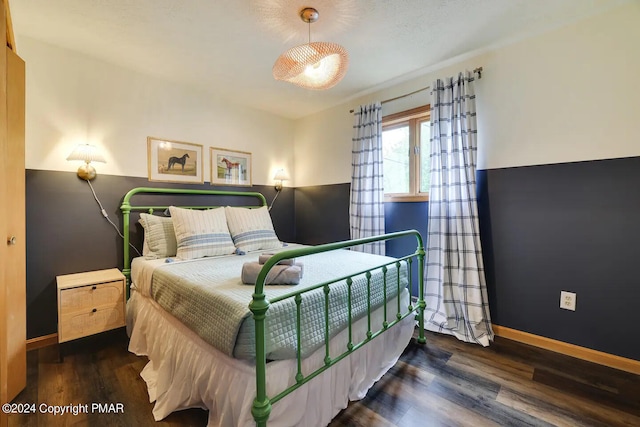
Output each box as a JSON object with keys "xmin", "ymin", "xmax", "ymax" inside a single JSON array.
[{"xmin": 10, "ymin": 0, "xmax": 629, "ymax": 120}]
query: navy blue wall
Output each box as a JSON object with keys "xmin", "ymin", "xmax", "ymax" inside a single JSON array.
[
  {"xmin": 384, "ymin": 201, "xmax": 429, "ymax": 253},
  {"xmin": 293, "ymin": 156, "xmax": 640, "ymax": 361},
  {"xmin": 293, "ymin": 184, "xmax": 427, "ymax": 248},
  {"xmin": 477, "ymin": 157, "xmax": 640, "ymax": 361},
  {"xmin": 294, "ymin": 184, "xmax": 350, "ymax": 245},
  {"xmin": 25, "ymin": 170, "xmax": 294, "ymax": 338},
  {"xmin": 27, "ymin": 156, "xmax": 640, "ymax": 361},
  {"xmin": 385, "ymin": 201, "xmax": 429, "ymax": 296}
]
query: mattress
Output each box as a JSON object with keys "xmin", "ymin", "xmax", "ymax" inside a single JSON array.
[{"xmin": 131, "ymin": 246, "xmax": 408, "ymax": 360}]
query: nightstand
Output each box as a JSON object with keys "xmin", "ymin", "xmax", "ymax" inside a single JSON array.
[{"xmin": 56, "ymin": 268, "xmax": 126, "ymax": 343}]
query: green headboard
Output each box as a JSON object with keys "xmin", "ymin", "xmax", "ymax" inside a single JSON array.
[{"xmin": 119, "ymin": 186, "xmax": 267, "ymax": 296}]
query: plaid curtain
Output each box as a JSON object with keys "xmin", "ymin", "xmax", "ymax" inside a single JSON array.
[
  {"xmin": 349, "ymin": 102, "xmax": 385, "ymax": 255},
  {"xmin": 424, "ymin": 72, "xmax": 494, "ymax": 346}
]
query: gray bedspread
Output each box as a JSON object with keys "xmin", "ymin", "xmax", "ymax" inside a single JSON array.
[{"xmin": 150, "ymin": 247, "xmax": 408, "ymax": 360}]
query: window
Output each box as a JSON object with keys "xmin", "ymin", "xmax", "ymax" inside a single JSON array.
[{"xmin": 382, "ymin": 105, "xmax": 430, "ymax": 201}]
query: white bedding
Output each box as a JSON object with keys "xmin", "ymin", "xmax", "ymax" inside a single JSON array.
[{"xmin": 128, "ymin": 253, "xmax": 415, "ymax": 426}]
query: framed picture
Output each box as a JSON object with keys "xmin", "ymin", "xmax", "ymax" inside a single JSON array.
[
  {"xmin": 147, "ymin": 137, "xmax": 204, "ymax": 184},
  {"xmin": 210, "ymin": 147, "xmax": 252, "ymax": 186}
]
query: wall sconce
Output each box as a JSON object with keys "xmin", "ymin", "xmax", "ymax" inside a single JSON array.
[
  {"xmin": 65, "ymin": 143, "xmax": 141, "ymax": 256},
  {"xmin": 269, "ymin": 169, "xmax": 290, "ymax": 211},
  {"xmin": 273, "ymin": 169, "xmax": 289, "ymax": 191},
  {"xmin": 66, "ymin": 144, "xmax": 106, "ymax": 180}
]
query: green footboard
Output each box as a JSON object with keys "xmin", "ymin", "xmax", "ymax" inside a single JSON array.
[{"xmin": 250, "ymin": 231, "xmax": 425, "ymax": 427}]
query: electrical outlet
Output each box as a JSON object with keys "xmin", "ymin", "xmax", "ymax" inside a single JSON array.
[{"xmin": 560, "ymin": 291, "xmax": 576, "ymax": 311}]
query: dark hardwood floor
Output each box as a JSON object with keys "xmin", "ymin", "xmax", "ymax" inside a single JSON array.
[{"xmin": 7, "ymin": 328, "xmax": 640, "ymax": 426}]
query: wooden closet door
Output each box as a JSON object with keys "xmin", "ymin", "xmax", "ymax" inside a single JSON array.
[
  {"xmin": 1, "ymin": 0, "xmax": 26, "ymax": 408},
  {"xmin": 0, "ymin": 0, "xmax": 7, "ymax": 415},
  {"xmin": 1, "ymin": 45, "xmax": 26, "ymax": 405}
]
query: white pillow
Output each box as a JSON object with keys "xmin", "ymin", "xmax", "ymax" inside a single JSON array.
[
  {"xmin": 138, "ymin": 213, "xmax": 177, "ymax": 259},
  {"xmin": 224, "ymin": 206, "xmax": 281, "ymax": 252},
  {"xmin": 169, "ymin": 206, "xmax": 236, "ymax": 260}
]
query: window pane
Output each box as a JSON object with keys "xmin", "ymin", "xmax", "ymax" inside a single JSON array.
[
  {"xmin": 419, "ymin": 120, "xmax": 431, "ymax": 193},
  {"xmin": 382, "ymin": 126, "xmax": 410, "ymax": 194}
]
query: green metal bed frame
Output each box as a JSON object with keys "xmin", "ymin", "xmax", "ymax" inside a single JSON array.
[{"xmin": 120, "ymin": 187, "xmax": 426, "ymax": 427}]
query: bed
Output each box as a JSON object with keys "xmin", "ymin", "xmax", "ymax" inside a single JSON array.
[{"xmin": 121, "ymin": 187, "xmax": 426, "ymax": 426}]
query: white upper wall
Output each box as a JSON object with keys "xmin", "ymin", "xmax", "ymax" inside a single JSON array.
[
  {"xmin": 294, "ymin": 3, "xmax": 640, "ymax": 187},
  {"xmin": 19, "ymin": 37, "xmax": 295, "ymax": 186}
]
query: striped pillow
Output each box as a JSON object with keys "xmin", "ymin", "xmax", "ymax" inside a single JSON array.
[
  {"xmin": 169, "ymin": 206, "xmax": 236, "ymax": 260},
  {"xmin": 225, "ymin": 206, "xmax": 281, "ymax": 252},
  {"xmin": 138, "ymin": 213, "xmax": 177, "ymax": 259}
]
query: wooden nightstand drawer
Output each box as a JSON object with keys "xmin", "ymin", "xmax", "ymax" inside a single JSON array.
[
  {"xmin": 57, "ymin": 268, "xmax": 126, "ymax": 343},
  {"xmin": 60, "ymin": 281, "xmax": 123, "ymax": 313},
  {"xmin": 59, "ymin": 304, "xmax": 125, "ymax": 343}
]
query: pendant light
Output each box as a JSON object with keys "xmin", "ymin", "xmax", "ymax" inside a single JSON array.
[{"xmin": 272, "ymin": 7, "xmax": 349, "ymax": 90}]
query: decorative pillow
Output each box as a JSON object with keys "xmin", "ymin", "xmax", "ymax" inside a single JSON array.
[
  {"xmin": 138, "ymin": 213, "xmax": 177, "ymax": 259},
  {"xmin": 169, "ymin": 206, "xmax": 236, "ymax": 260},
  {"xmin": 224, "ymin": 206, "xmax": 281, "ymax": 252}
]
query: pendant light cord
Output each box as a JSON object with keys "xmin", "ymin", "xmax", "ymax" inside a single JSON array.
[{"xmin": 87, "ymin": 180, "xmax": 141, "ymax": 257}]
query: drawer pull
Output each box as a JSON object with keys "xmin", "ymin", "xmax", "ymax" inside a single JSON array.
[
  {"xmin": 92, "ymin": 308, "xmax": 97, "ymax": 313},
  {"xmin": 92, "ymin": 286, "xmax": 97, "ymax": 290}
]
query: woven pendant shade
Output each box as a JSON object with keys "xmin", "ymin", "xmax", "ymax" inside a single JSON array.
[
  {"xmin": 273, "ymin": 42, "xmax": 348, "ymax": 90},
  {"xmin": 272, "ymin": 7, "xmax": 348, "ymax": 90}
]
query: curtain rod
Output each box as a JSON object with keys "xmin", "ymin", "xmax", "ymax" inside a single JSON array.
[{"xmin": 349, "ymin": 66, "xmax": 483, "ymax": 113}]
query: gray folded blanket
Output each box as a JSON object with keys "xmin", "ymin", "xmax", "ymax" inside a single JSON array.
[
  {"xmin": 242, "ymin": 262, "xmax": 302, "ymax": 285},
  {"xmin": 258, "ymin": 252, "xmax": 304, "ymax": 278},
  {"xmin": 258, "ymin": 252, "xmax": 295, "ymax": 265}
]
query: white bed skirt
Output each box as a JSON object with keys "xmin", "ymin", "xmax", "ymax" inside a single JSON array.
[{"xmin": 127, "ymin": 289, "xmax": 415, "ymax": 427}]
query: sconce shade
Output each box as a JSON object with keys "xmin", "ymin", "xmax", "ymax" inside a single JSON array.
[
  {"xmin": 66, "ymin": 144, "xmax": 106, "ymax": 164},
  {"xmin": 273, "ymin": 169, "xmax": 289, "ymax": 182},
  {"xmin": 273, "ymin": 169, "xmax": 289, "ymax": 192},
  {"xmin": 67, "ymin": 144, "xmax": 105, "ymax": 181},
  {"xmin": 273, "ymin": 42, "xmax": 349, "ymax": 90}
]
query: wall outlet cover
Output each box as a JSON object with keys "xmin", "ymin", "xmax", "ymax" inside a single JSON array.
[{"xmin": 560, "ymin": 291, "xmax": 576, "ymax": 311}]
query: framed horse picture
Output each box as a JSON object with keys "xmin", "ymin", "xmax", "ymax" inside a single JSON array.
[
  {"xmin": 210, "ymin": 147, "xmax": 252, "ymax": 187},
  {"xmin": 147, "ymin": 137, "xmax": 204, "ymax": 184}
]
